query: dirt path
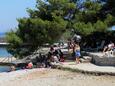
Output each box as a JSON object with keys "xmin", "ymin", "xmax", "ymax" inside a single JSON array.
[{"xmin": 1, "ymin": 69, "xmax": 115, "ymax": 86}]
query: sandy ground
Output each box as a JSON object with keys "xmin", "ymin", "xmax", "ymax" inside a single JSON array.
[{"xmin": 0, "ymin": 68, "xmax": 115, "ymax": 86}]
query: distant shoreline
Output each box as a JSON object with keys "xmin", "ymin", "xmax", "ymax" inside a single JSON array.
[{"xmin": 0, "ymin": 32, "xmax": 5, "ymax": 38}]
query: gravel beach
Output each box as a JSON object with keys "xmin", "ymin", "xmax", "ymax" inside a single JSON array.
[{"xmin": 0, "ymin": 68, "xmax": 115, "ymax": 86}]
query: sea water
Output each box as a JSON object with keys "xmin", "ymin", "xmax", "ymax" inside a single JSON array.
[
  {"xmin": 0, "ymin": 47, "xmax": 11, "ymax": 57},
  {"xmin": 0, "ymin": 33, "xmax": 12, "ymax": 72},
  {"xmin": 0, "ymin": 47, "xmax": 12, "ymax": 72},
  {"xmin": 0, "ymin": 66, "xmax": 10, "ymax": 72}
]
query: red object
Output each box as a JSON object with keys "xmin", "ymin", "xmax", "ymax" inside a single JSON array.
[
  {"xmin": 27, "ymin": 62, "xmax": 33, "ymax": 69},
  {"xmin": 60, "ymin": 56, "xmax": 64, "ymax": 62}
]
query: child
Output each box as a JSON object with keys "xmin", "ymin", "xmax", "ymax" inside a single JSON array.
[{"xmin": 74, "ymin": 43, "xmax": 81, "ymax": 64}]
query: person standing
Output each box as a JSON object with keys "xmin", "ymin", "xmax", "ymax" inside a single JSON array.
[
  {"xmin": 72, "ymin": 34, "xmax": 81, "ymax": 43},
  {"xmin": 73, "ymin": 43, "xmax": 81, "ymax": 64}
]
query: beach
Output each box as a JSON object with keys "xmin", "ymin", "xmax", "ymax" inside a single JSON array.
[{"xmin": 0, "ymin": 68, "xmax": 115, "ymax": 86}]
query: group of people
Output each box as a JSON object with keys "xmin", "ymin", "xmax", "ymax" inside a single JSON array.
[
  {"xmin": 34, "ymin": 45, "xmax": 64, "ymax": 68},
  {"xmin": 10, "ymin": 61, "xmax": 33, "ymax": 71},
  {"xmin": 10, "ymin": 34, "xmax": 82, "ymax": 71},
  {"xmin": 48, "ymin": 45, "xmax": 64, "ymax": 63}
]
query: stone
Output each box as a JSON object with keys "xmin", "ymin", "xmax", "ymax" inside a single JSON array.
[{"xmin": 90, "ymin": 53, "xmax": 115, "ymax": 66}]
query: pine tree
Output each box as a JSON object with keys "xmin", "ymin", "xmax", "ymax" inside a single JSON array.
[{"xmin": 6, "ymin": 0, "xmax": 115, "ymax": 58}]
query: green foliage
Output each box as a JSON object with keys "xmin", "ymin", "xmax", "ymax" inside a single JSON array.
[
  {"xmin": 6, "ymin": 31, "xmax": 23, "ymax": 58},
  {"xmin": 73, "ymin": 22, "xmax": 94, "ymax": 36},
  {"xmin": 6, "ymin": 0, "xmax": 70, "ymax": 58},
  {"xmin": 6, "ymin": 31, "xmax": 23, "ymax": 45},
  {"xmin": 73, "ymin": 0, "xmax": 115, "ymax": 34},
  {"xmin": 6, "ymin": 0, "xmax": 115, "ymax": 58},
  {"xmin": 94, "ymin": 20, "xmax": 107, "ymax": 32}
]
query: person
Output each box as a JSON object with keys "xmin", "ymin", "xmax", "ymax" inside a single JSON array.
[
  {"xmin": 48, "ymin": 46, "xmax": 55, "ymax": 62},
  {"xmin": 53, "ymin": 55, "xmax": 60, "ymax": 63},
  {"xmin": 103, "ymin": 41, "xmax": 115, "ymax": 56},
  {"xmin": 72, "ymin": 34, "xmax": 81, "ymax": 43},
  {"xmin": 44, "ymin": 55, "xmax": 52, "ymax": 68},
  {"xmin": 54, "ymin": 48, "xmax": 64, "ymax": 62},
  {"xmin": 10, "ymin": 65, "xmax": 16, "ymax": 71},
  {"xmin": 108, "ymin": 42, "xmax": 114, "ymax": 51},
  {"xmin": 103, "ymin": 41, "xmax": 114, "ymax": 52},
  {"xmin": 68, "ymin": 39, "xmax": 74, "ymax": 53},
  {"xmin": 73, "ymin": 43, "xmax": 81, "ymax": 64},
  {"xmin": 48, "ymin": 46, "xmax": 55, "ymax": 56},
  {"xmin": 36, "ymin": 54, "xmax": 45, "ymax": 68},
  {"xmin": 58, "ymin": 40, "xmax": 64, "ymax": 47},
  {"xmin": 26, "ymin": 61, "xmax": 33, "ymax": 69}
]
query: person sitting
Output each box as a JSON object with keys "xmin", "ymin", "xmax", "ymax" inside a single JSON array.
[
  {"xmin": 53, "ymin": 55, "xmax": 60, "ymax": 63},
  {"xmin": 48, "ymin": 46, "xmax": 55, "ymax": 56},
  {"xmin": 103, "ymin": 41, "xmax": 115, "ymax": 56},
  {"xmin": 26, "ymin": 61, "xmax": 33, "ymax": 69},
  {"xmin": 54, "ymin": 48, "xmax": 64, "ymax": 62},
  {"xmin": 10, "ymin": 65, "xmax": 16, "ymax": 71},
  {"xmin": 68, "ymin": 39, "xmax": 74, "ymax": 53},
  {"xmin": 44, "ymin": 55, "xmax": 52, "ymax": 68},
  {"xmin": 103, "ymin": 42, "xmax": 114, "ymax": 52}
]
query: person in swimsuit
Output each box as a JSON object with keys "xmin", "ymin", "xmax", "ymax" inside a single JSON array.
[{"xmin": 74, "ymin": 43, "xmax": 81, "ymax": 64}]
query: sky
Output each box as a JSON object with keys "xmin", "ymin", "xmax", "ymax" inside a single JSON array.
[
  {"xmin": 0, "ymin": 0, "xmax": 36, "ymax": 33},
  {"xmin": 112, "ymin": 26, "xmax": 115, "ymax": 30},
  {"xmin": 0, "ymin": 0, "xmax": 115, "ymax": 33}
]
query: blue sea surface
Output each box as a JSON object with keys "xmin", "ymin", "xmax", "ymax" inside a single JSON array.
[
  {"xmin": 0, "ymin": 47, "xmax": 12, "ymax": 57},
  {"xmin": 0, "ymin": 33, "xmax": 12, "ymax": 72},
  {"xmin": 0, "ymin": 47, "xmax": 12, "ymax": 72},
  {"xmin": 0, "ymin": 32, "xmax": 11, "ymax": 57},
  {"xmin": 0, "ymin": 66, "xmax": 10, "ymax": 72},
  {"xmin": 0, "ymin": 32, "xmax": 5, "ymax": 38}
]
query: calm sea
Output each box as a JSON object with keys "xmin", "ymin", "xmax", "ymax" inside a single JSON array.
[
  {"xmin": 0, "ymin": 66, "xmax": 10, "ymax": 72},
  {"xmin": 0, "ymin": 32, "xmax": 11, "ymax": 57},
  {"xmin": 0, "ymin": 47, "xmax": 11, "ymax": 72},
  {"xmin": 0, "ymin": 47, "xmax": 12, "ymax": 57},
  {"xmin": 0, "ymin": 33, "xmax": 11, "ymax": 72}
]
